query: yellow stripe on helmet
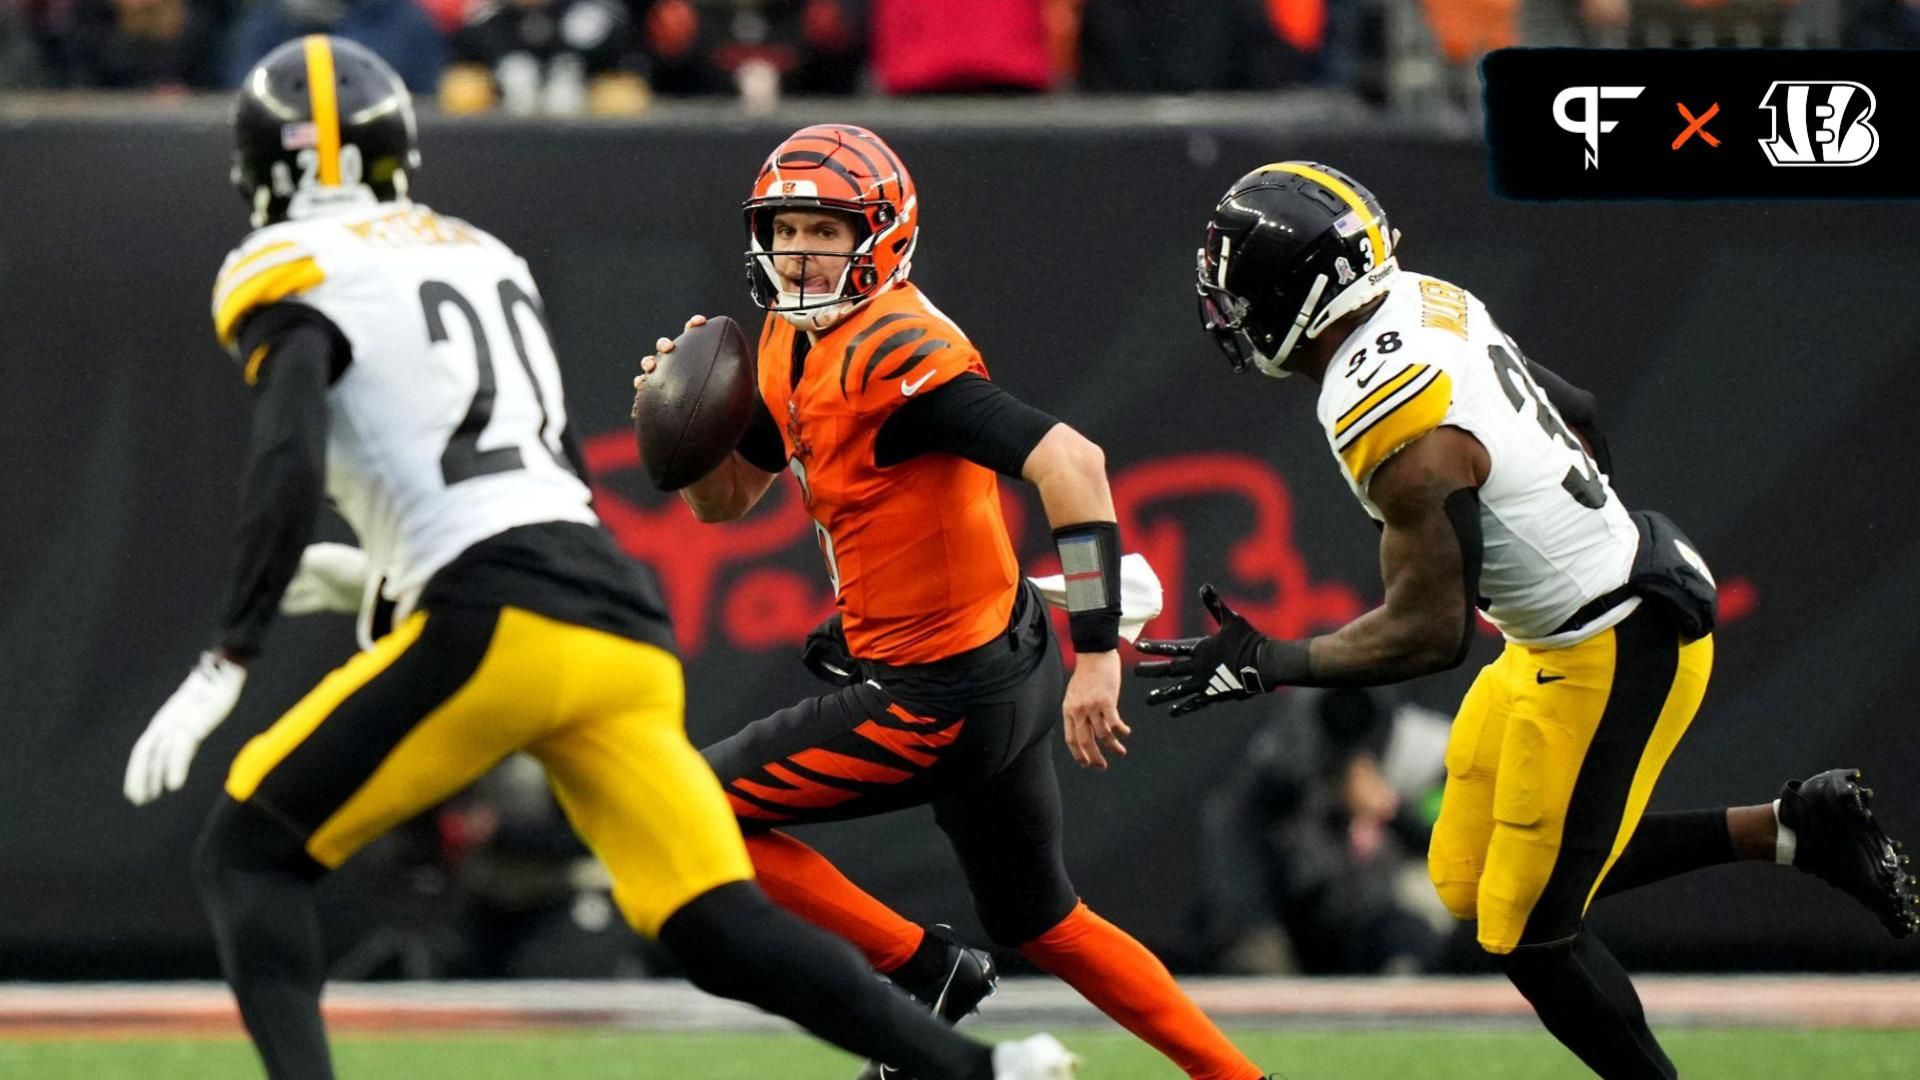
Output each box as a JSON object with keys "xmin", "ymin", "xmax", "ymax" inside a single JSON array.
[
  {"xmin": 1257, "ymin": 162, "xmax": 1386, "ymax": 267},
  {"xmin": 303, "ymin": 35, "xmax": 341, "ymax": 186}
]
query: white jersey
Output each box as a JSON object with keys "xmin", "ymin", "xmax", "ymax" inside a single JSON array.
[
  {"xmin": 211, "ymin": 201, "xmax": 596, "ymax": 640},
  {"xmin": 1315, "ymin": 271, "xmax": 1641, "ymax": 647}
]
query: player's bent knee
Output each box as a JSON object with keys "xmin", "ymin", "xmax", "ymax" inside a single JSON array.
[
  {"xmin": 1497, "ymin": 935, "xmax": 1574, "ymax": 982},
  {"xmin": 659, "ymin": 880, "xmax": 866, "ymax": 1003},
  {"xmin": 981, "ymin": 887, "xmax": 1078, "ymax": 948},
  {"xmin": 1432, "ymin": 877, "xmax": 1479, "ymax": 922},
  {"xmin": 192, "ymin": 796, "xmax": 324, "ymax": 894},
  {"xmin": 1428, "ymin": 853, "xmax": 1481, "ymax": 922}
]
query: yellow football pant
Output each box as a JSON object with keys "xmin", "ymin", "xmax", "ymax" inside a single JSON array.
[
  {"xmin": 225, "ymin": 605, "xmax": 753, "ymax": 937},
  {"xmin": 1428, "ymin": 605, "xmax": 1713, "ymax": 953}
]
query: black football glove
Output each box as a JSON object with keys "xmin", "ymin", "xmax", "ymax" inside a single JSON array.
[{"xmin": 1134, "ymin": 584, "xmax": 1273, "ymax": 716}]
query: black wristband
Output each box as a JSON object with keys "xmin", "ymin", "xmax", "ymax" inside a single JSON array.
[
  {"xmin": 1069, "ymin": 611, "xmax": 1122, "ymax": 654},
  {"xmin": 1255, "ymin": 638, "xmax": 1314, "ymax": 686},
  {"xmin": 1053, "ymin": 521, "xmax": 1122, "ymax": 653}
]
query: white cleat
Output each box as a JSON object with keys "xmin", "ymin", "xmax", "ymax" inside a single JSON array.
[{"xmin": 991, "ymin": 1033, "xmax": 1081, "ymax": 1079}]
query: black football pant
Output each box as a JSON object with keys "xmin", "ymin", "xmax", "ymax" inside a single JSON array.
[{"xmin": 703, "ymin": 646, "xmax": 1078, "ymax": 946}]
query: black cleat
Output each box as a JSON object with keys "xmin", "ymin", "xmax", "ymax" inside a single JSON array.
[
  {"xmin": 1778, "ymin": 768, "xmax": 1919, "ymax": 939},
  {"xmin": 855, "ymin": 930, "xmax": 999, "ymax": 1080}
]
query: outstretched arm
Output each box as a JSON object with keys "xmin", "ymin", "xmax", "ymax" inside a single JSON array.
[
  {"xmin": 1137, "ymin": 426, "xmax": 1488, "ymax": 715},
  {"xmin": 125, "ymin": 308, "xmax": 342, "ymax": 805},
  {"xmin": 215, "ymin": 315, "xmax": 338, "ymax": 661},
  {"xmin": 1300, "ymin": 425, "xmax": 1486, "ymax": 682}
]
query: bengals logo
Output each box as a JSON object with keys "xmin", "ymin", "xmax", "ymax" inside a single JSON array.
[
  {"xmin": 780, "ymin": 181, "xmax": 799, "ymax": 195},
  {"xmin": 1758, "ymin": 81, "xmax": 1879, "ymax": 167}
]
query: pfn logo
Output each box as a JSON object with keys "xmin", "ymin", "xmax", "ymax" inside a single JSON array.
[
  {"xmin": 1758, "ymin": 81, "xmax": 1879, "ymax": 167},
  {"xmin": 1553, "ymin": 86, "xmax": 1646, "ymax": 170}
]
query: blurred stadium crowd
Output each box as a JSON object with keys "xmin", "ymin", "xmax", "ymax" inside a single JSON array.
[{"xmin": 2, "ymin": 0, "xmax": 1916, "ymax": 114}]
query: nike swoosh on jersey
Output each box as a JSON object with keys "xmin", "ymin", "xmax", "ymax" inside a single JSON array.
[{"xmin": 900, "ymin": 370, "xmax": 937, "ymax": 395}]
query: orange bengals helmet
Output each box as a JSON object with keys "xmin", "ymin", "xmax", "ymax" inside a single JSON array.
[{"xmin": 743, "ymin": 124, "xmax": 918, "ymax": 331}]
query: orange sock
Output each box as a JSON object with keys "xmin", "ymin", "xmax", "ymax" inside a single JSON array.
[
  {"xmin": 744, "ymin": 831, "xmax": 925, "ymax": 973},
  {"xmin": 1021, "ymin": 902, "xmax": 1263, "ymax": 1080}
]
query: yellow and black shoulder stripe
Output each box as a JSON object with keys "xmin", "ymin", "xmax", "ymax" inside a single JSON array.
[
  {"xmin": 1333, "ymin": 362, "xmax": 1454, "ymax": 483},
  {"xmin": 212, "ymin": 239, "xmax": 327, "ymax": 350}
]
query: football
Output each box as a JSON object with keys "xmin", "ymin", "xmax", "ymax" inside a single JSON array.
[{"xmin": 634, "ymin": 315, "xmax": 756, "ymax": 492}]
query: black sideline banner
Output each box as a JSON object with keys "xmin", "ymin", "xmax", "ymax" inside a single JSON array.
[{"xmin": 5, "ymin": 112, "xmax": 1920, "ymax": 976}]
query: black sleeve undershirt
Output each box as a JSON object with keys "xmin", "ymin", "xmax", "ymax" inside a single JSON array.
[
  {"xmin": 215, "ymin": 306, "xmax": 348, "ymax": 660},
  {"xmin": 559, "ymin": 424, "xmax": 592, "ymax": 487},
  {"xmin": 736, "ymin": 393, "xmax": 788, "ymax": 474},
  {"xmin": 1525, "ymin": 358, "xmax": 1613, "ymax": 478},
  {"xmin": 872, "ymin": 373, "xmax": 1060, "ymax": 476}
]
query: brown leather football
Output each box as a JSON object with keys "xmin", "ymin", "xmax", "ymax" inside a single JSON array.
[{"xmin": 633, "ymin": 316, "xmax": 756, "ymax": 492}]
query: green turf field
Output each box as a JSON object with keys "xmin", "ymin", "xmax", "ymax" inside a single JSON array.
[{"xmin": 5, "ymin": 1028, "xmax": 1918, "ymax": 1079}]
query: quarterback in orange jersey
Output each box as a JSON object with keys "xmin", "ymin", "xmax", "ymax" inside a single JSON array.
[{"xmin": 634, "ymin": 125, "xmax": 1265, "ymax": 1080}]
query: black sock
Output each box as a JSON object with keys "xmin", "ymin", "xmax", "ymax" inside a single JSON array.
[
  {"xmin": 194, "ymin": 798, "xmax": 333, "ymax": 1080},
  {"xmin": 660, "ymin": 882, "xmax": 993, "ymax": 1080},
  {"xmin": 1499, "ymin": 933, "xmax": 1675, "ymax": 1080},
  {"xmin": 1596, "ymin": 809, "xmax": 1735, "ymax": 898},
  {"xmin": 888, "ymin": 926, "xmax": 957, "ymax": 999}
]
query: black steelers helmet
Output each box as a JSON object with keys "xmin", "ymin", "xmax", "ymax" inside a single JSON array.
[
  {"xmin": 231, "ymin": 35, "xmax": 420, "ymax": 227},
  {"xmin": 1197, "ymin": 162, "xmax": 1399, "ymax": 378}
]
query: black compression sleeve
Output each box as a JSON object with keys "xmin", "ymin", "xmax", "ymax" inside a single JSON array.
[
  {"xmin": 216, "ymin": 321, "xmax": 336, "ymax": 660},
  {"xmin": 237, "ymin": 303, "xmax": 352, "ymax": 385},
  {"xmin": 1442, "ymin": 486, "xmax": 1485, "ymax": 667},
  {"xmin": 1525, "ymin": 358, "xmax": 1613, "ymax": 477},
  {"xmin": 559, "ymin": 425, "xmax": 593, "ymax": 487},
  {"xmin": 736, "ymin": 394, "xmax": 788, "ymax": 473},
  {"xmin": 873, "ymin": 373, "xmax": 1060, "ymax": 475}
]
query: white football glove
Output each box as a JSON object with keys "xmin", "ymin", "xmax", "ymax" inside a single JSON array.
[
  {"xmin": 280, "ymin": 543, "xmax": 369, "ymax": 616},
  {"xmin": 124, "ymin": 651, "xmax": 248, "ymax": 806}
]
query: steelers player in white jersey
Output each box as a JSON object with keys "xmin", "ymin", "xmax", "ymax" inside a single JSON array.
[
  {"xmin": 119, "ymin": 36, "xmax": 1076, "ymax": 1080},
  {"xmin": 1138, "ymin": 163, "xmax": 1917, "ymax": 1079}
]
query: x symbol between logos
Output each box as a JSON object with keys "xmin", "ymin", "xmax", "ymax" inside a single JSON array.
[{"xmin": 1672, "ymin": 102, "xmax": 1721, "ymax": 150}]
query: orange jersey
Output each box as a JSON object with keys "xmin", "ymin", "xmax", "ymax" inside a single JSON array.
[{"xmin": 757, "ymin": 283, "xmax": 1021, "ymax": 665}]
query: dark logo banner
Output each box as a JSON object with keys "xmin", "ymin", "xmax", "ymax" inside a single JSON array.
[{"xmin": 1484, "ymin": 49, "xmax": 1920, "ymax": 199}]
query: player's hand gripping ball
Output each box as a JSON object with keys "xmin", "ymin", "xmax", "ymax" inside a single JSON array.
[{"xmin": 632, "ymin": 314, "xmax": 756, "ymax": 491}]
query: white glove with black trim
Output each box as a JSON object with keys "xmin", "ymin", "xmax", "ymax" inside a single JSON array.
[
  {"xmin": 280, "ymin": 543, "xmax": 369, "ymax": 616},
  {"xmin": 123, "ymin": 651, "xmax": 248, "ymax": 806}
]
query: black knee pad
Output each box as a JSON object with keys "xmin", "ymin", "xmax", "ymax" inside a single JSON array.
[{"xmin": 193, "ymin": 796, "xmax": 325, "ymax": 896}]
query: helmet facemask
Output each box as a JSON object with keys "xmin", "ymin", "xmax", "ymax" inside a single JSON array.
[
  {"xmin": 742, "ymin": 125, "xmax": 919, "ymax": 333},
  {"xmin": 1197, "ymin": 239, "xmax": 1328, "ymax": 380},
  {"xmin": 1198, "ymin": 226, "xmax": 1400, "ymax": 380},
  {"xmin": 1197, "ymin": 247, "xmax": 1275, "ymax": 377},
  {"xmin": 746, "ymin": 204, "xmax": 888, "ymax": 332}
]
